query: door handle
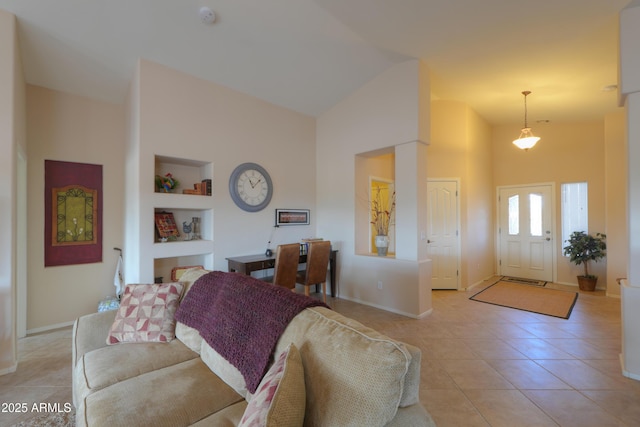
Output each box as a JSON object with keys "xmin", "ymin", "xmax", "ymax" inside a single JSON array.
[{"xmin": 545, "ymin": 237, "xmax": 551, "ymax": 241}]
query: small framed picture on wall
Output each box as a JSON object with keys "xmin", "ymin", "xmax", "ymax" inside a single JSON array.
[{"xmin": 275, "ymin": 209, "xmax": 310, "ymax": 226}]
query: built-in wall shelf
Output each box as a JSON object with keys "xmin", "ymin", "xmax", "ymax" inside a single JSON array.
[
  {"xmin": 152, "ymin": 239, "xmax": 215, "ymax": 259},
  {"xmin": 152, "ymin": 193, "xmax": 213, "ymax": 210},
  {"xmin": 149, "ymin": 154, "xmax": 214, "ymax": 279}
]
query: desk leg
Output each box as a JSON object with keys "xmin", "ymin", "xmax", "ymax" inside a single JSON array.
[{"xmin": 329, "ymin": 256, "xmax": 336, "ymax": 297}]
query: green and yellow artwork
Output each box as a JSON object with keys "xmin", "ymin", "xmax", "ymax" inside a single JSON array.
[{"xmin": 52, "ymin": 185, "xmax": 98, "ymax": 246}]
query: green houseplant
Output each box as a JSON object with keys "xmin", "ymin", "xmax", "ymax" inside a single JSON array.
[{"xmin": 562, "ymin": 231, "xmax": 606, "ymax": 291}]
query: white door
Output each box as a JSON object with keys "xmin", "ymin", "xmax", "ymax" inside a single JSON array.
[
  {"xmin": 427, "ymin": 180, "xmax": 460, "ymax": 290},
  {"xmin": 498, "ymin": 185, "xmax": 553, "ymax": 282}
]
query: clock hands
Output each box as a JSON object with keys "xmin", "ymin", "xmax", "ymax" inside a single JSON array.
[{"xmin": 248, "ymin": 177, "xmax": 263, "ymax": 189}]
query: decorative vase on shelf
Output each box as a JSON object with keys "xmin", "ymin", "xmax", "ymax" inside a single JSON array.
[{"xmin": 375, "ymin": 235, "xmax": 389, "ymax": 256}]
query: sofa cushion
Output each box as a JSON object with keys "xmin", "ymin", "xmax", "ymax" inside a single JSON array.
[
  {"xmin": 74, "ymin": 339, "xmax": 198, "ymax": 404},
  {"xmin": 78, "ymin": 358, "xmax": 244, "ymax": 427},
  {"xmin": 189, "ymin": 402, "xmax": 247, "ymax": 427},
  {"xmin": 239, "ymin": 344, "xmax": 305, "ymax": 427},
  {"xmin": 107, "ymin": 282, "xmax": 183, "ymax": 344},
  {"xmin": 178, "ymin": 267, "xmax": 211, "ymax": 299},
  {"xmin": 274, "ymin": 307, "xmax": 412, "ymax": 427},
  {"xmin": 201, "ymin": 340, "xmax": 248, "ymax": 398},
  {"xmin": 175, "ymin": 267, "xmax": 211, "ymax": 353}
]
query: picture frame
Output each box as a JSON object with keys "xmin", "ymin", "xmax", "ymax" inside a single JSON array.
[
  {"xmin": 275, "ymin": 209, "xmax": 310, "ymax": 226},
  {"xmin": 44, "ymin": 160, "xmax": 103, "ymax": 266},
  {"xmin": 154, "ymin": 211, "xmax": 180, "ymax": 239}
]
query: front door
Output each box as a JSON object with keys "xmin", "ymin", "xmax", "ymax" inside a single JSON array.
[
  {"xmin": 498, "ymin": 184, "xmax": 554, "ymax": 282},
  {"xmin": 427, "ymin": 180, "xmax": 460, "ymax": 289}
]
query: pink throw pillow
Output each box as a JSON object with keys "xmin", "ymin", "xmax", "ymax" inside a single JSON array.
[
  {"xmin": 107, "ymin": 282, "xmax": 183, "ymax": 344},
  {"xmin": 239, "ymin": 344, "xmax": 305, "ymax": 427}
]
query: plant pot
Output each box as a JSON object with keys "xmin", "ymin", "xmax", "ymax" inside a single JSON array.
[
  {"xmin": 577, "ymin": 275, "xmax": 597, "ymax": 291},
  {"xmin": 375, "ymin": 235, "xmax": 389, "ymax": 256}
]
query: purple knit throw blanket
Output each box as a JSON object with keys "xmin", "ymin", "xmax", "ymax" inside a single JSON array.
[{"xmin": 175, "ymin": 271, "xmax": 328, "ymax": 393}]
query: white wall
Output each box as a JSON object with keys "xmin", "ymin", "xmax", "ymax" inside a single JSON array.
[
  {"xmin": 317, "ymin": 60, "xmax": 432, "ymax": 317},
  {"xmin": 125, "ymin": 60, "xmax": 317, "ymax": 280},
  {"xmin": 0, "ymin": 8, "xmax": 24, "ymax": 374}
]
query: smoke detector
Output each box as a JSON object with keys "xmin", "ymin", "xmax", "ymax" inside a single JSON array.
[{"xmin": 199, "ymin": 7, "xmax": 216, "ymax": 25}]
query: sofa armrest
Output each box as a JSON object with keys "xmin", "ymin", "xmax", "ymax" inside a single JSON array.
[{"xmin": 72, "ymin": 310, "xmax": 117, "ymax": 366}]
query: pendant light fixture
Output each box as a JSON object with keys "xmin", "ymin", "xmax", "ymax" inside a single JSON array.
[{"xmin": 512, "ymin": 90, "xmax": 540, "ymax": 151}]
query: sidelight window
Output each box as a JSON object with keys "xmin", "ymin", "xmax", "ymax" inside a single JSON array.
[{"xmin": 561, "ymin": 182, "xmax": 588, "ymax": 255}]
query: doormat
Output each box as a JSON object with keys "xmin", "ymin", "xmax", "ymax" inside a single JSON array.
[
  {"xmin": 470, "ymin": 281, "xmax": 578, "ymax": 319},
  {"xmin": 501, "ymin": 276, "xmax": 547, "ymax": 287}
]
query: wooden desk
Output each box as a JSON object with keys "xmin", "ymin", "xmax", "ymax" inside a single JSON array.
[{"xmin": 226, "ymin": 250, "xmax": 338, "ymax": 297}]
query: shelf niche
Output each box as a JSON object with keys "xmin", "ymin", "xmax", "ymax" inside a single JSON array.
[
  {"xmin": 151, "ymin": 155, "xmax": 214, "ymax": 278},
  {"xmin": 355, "ymin": 148, "xmax": 395, "ymax": 257}
]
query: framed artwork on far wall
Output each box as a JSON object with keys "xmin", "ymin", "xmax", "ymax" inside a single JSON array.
[
  {"xmin": 44, "ymin": 160, "xmax": 103, "ymax": 267},
  {"xmin": 275, "ymin": 209, "xmax": 310, "ymax": 226}
]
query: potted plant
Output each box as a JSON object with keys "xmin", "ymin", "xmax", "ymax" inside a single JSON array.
[{"xmin": 562, "ymin": 231, "xmax": 606, "ymax": 291}]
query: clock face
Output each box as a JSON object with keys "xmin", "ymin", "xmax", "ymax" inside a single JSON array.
[{"xmin": 229, "ymin": 163, "xmax": 273, "ymax": 212}]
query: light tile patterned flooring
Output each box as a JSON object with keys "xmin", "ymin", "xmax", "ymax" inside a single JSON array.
[
  {"xmin": 1, "ymin": 277, "xmax": 639, "ymax": 426},
  {"xmin": 0, "ymin": 328, "xmax": 73, "ymax": 426},
  {"xmin": 330, "ymin": 278, "xmax": 639, "ymax": 427}
]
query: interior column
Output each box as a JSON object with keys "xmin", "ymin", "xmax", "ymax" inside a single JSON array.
[{"xmin": 619, "ymin": 1, "xmax": 640, "ymax": 381}]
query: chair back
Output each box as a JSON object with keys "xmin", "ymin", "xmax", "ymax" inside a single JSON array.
[
  {"xmin": 272, "ymin": 243, "xmax": 301, "ymax": 289},
  {"xmin": 303, "ymin": 241, "xmax": 331, "ymax": 285}
]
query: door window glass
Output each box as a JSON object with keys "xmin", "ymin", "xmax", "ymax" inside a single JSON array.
[
  {"xmin": 530, "ymin": 193, "xmax": 542, "ymax": 236},
  {"xmin": 561, "ymin": 182, "xmax": 588, "ymax": 255},
  {"xmin": 508, "ymin": 195, "xmax": 519, "ymax": 235}
]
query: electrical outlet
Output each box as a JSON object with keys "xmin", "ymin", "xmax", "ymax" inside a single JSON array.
[{"xmin": 377, "ymin": 281, "xmax": 383, "ymax": 290}]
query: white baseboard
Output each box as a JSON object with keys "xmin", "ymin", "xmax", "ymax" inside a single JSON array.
[
  {"xmin": 620, "ymin": 354, "xmax": 640, "ymax": 381},
  {"xmin": 0, "ymin": 363, "xmax": 17, "ymax": 376},
  {"xmin": 464, "ymin": 275, "xmax": 499, "ymax": 291},
  {"xmin": 26, "ymin": 320, "xmax": 74, "ymax": 336},
  {"xmin": 337, "ymin": 295, "xmax": 432, "ymax": 319}
]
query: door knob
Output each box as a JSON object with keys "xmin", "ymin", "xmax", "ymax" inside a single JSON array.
[{"xmin": 545, "ymin": 237, "xmax": 551, "ymax": 241}]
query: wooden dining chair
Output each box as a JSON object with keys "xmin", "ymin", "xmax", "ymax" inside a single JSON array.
[
  {"xmin": 268, "ymin": 243, "xmax": 301, "ymax": 290},
  {"xmin": 296, "ymin": 240, "xmax": 331, "ymax": 302}
]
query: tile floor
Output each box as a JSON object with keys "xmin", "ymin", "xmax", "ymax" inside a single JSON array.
[
  {"xmin": 1, "ymin": 277, "xmax": 639, "ymax": 427},
  {"xmin": 330, "ymin": 278, "xmax": 639, "ymax": 427},
  {"xmin": 0, "ymin": 328, "xmax": 73, "ymax": 426}
]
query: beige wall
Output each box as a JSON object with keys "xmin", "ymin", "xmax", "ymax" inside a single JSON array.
[
  {"xmin": 429, "ymin": 100, "xmax": 494, "ymax": 288},
  {"xmin": 492, "ymin": 120, "xmax": 611, "ymax": 287},
  {"xmin": 0, "ymin": 9, "xmax": 25, "ymax": 374},
  {"xmin": 26, "ymin": 86, "xmax": 126, "ymax": 331}
]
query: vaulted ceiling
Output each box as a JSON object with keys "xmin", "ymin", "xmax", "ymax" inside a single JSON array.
[{"xmin": 0, "ymin": 0, "xmax": 630, "ymax": 125}]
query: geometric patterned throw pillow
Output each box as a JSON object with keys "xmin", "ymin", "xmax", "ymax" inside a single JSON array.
[
  {"xmin": 107, "ymin": 282, "xmax": 184, "ymax": 344},
  {"xmin": 238, "ymin": 343, "xmax": 306, "ymax": 427}
]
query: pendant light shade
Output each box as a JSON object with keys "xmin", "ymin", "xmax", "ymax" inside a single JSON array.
[{"xmin": 512, "ymin": 91, "xmax": 540, "ymax": 151}]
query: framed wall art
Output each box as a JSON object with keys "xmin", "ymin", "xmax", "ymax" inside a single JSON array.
[
  {"xmin": 45, "ymin": 160, "xmax": 103, "ymax": 266},
  {"xmin": 275, "ymin": 209, "xmax": 310, "ymax": 226},
  {"xmin": 154, "ymin": 211, "xmax": 180, "ymax": 240}
]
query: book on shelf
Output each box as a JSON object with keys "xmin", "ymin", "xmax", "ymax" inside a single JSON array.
[
  {"xmin": 179, "ymin": 180, "xmax": 212, "ymax": 196},
  {"xmin": 201, "ymin": 179, "xmax": 212, "ymax": 196}
]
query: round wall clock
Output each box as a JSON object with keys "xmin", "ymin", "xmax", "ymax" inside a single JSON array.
[{"xmin": 228, "ymin": 162, "xmax": 273, "ymax": 212}]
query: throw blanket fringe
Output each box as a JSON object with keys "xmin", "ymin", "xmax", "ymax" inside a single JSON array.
[{"xmin": 175, "ymin": 271, "xmax": 328, "ymax": 393}]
